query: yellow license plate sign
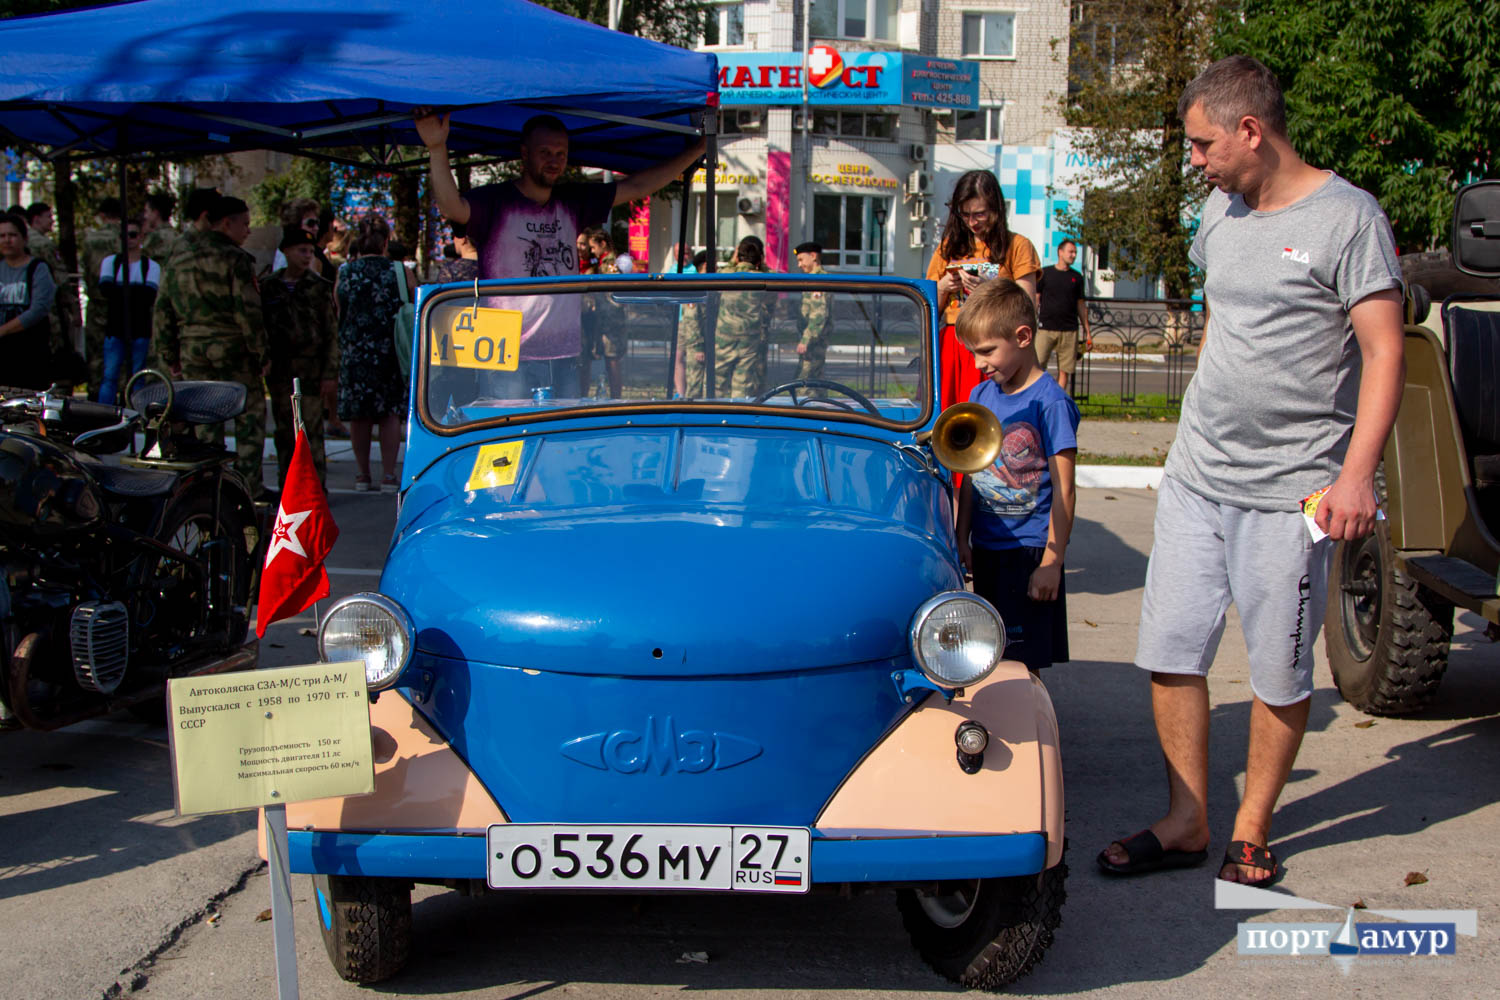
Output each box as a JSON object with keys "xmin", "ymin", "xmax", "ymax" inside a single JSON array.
[{"xmin": 432, "ymin": 306, "xmax": 521, "ymax": 372}]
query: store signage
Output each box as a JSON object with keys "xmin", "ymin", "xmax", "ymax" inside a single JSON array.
[
  {"xmin": 691, "ymin": 157, "xmax": 761, "ymax": 187},
  {"xmin": 902, "ymin": 57, "xmax": 981, "ymax": 109},
  {"xmin": 807, "ymin": 152, "xmax": 900, "ymax": 191},
  {"xmin": 718, "ymin": 47, "xmax": 902, "ymax": 106}
]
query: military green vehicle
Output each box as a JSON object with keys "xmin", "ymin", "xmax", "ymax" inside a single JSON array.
[{"xmin": 1325, "ymin": 181, "xmax": 1500, "ymax": 714}]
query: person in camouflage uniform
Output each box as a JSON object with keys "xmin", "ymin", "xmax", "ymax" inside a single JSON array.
[
  {"xmin": 715, "ymin": 235, "xmax": 771, "ymax": 398},
  {"xmin": 262, "ymin": 226, "xmax": 338, "ymax": 490},
  {"xmin": 793, "ymin": 241, "xmax": 831, "ymax": 396},
  {"xmin": 24, "ymin": 203, "xmax": 82, "ymax": 367},
  {"xmin": 80, "ymin": 198, "xmax": 123, "ymax": 399},
  {"xmin": 154, "ymin": 187, "xmax": 220, "ymax": 266},
  {"xmin": 153, "ymin": 196, "xmax": 270, "ymax": 498},
  {"xmin": 140, "ymin": 191, "xmax": 178, "ymax": 267},
  {"xmin": 578, "ymin": 229, "xmax": 625, "ymax": 398}
]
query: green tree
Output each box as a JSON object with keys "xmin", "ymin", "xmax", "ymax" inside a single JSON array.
[
  {"xmin": 1057, "ymin": 1, "xmax": 1223, "ymax": 300},
  {"xmin": 1216, "ymin": 0, "xmax": 1500, "ymax": 251},
  {"xmin": 539, "ymin": 0, "xmax": 709, "ymax": 49}
]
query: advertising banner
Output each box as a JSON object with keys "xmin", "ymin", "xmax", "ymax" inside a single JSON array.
[
  {"xmin": 718, "ymin": 46, "xmax": 902, "ymax": 106},
  {"xmin": 902, "ymin": 57, "xmax": 981, "ymax": 109}
]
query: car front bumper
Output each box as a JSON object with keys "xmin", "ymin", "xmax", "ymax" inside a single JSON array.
[{"xmin": 287, "ymin": 829, "xmax": 1048, "ymax": 883}]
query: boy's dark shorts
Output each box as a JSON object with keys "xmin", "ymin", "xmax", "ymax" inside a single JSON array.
[{"xmin": 971, "ymin": 545, "xmax": 1069, "ymax": 671}]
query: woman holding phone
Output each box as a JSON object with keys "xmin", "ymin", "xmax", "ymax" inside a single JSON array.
[{"xmin": 926, "ymin": 170, "xmax": 1041, "ymax": 411}]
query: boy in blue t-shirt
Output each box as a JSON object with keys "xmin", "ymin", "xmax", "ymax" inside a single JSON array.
[{"xmin": 953, "ymin": 278, "xmax": 1081, "ymax": 671}]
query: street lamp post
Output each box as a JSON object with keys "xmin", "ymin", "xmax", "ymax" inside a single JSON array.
[{"xmin": 871, "ymin": 204, "xmax": 888, "ymax": 391}]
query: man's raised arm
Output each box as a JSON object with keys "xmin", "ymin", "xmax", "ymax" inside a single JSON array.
[
  {"xmin": 416, "ymin": 112, "xmax": 470, "ymax": 225},
  {"xmin": 614, "ymin": 139, "xmax": 708, "ymax": 207}
]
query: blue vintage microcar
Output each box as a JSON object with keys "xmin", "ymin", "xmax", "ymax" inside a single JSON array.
[{"xmin": 289, "ymin": 272, "xmax": 1066, "ymax": 988}]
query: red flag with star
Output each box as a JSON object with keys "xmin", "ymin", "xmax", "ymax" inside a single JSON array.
[{"xmin": 256, "ymin": 429, "xmax": 338, "ymax": 636}]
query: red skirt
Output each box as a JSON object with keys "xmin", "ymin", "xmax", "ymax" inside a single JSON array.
[
  {"xmin": 938, "ymin": 323, "xmax": 985, "ymax": 493},
  {"xmin": 939, "ymin": 323, "xmax": 983, "ymax": 412}
]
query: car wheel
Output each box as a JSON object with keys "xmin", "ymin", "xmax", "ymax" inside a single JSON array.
[
  {"xmin": 897, "ymin": 860, "xmax": 1067, "ymax": 989},
  {"xmin": 1325, "ymin": 517, "xmax": 1454, "ymax": 715},
  {"xmin": 312, "ymin": 873, "xmax": 413, "ymax": 984}
]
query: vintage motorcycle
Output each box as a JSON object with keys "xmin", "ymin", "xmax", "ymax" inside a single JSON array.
[{"xmin": 0, "ymin": 372, "xmax": 260, "ymax": 731}]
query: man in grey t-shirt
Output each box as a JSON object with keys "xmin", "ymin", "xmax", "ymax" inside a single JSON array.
[{"xmin": 1098, "ymin": 56, "xmax": 1405, "ymax": 888}]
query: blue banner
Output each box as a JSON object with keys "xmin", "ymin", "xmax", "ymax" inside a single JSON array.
[
  {"xmin": 718, "ymin": 47, "xmax": 903, "ymax": 106},
  {"xmin": 902, "ymin": 56, "xmax": 981, "ymax": 110}
]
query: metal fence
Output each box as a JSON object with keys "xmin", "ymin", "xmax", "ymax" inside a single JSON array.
[{"xmin": 1069, "ymin": 298, "xmax": 1204, "ymax": 413}]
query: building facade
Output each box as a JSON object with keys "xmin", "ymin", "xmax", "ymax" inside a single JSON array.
[{"xmin": 644, "ymin": 0, "xmax": 1076, "ymax": 281}]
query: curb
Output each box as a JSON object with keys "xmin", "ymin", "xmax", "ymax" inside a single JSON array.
[{"xmin": 1076, "ymin": 465, "xmax": 1164, "ymax": 489}]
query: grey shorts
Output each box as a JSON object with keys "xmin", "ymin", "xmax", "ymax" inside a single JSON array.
[{"xmin": 1135, "ymin": 475, "xmax": 1332, "ymax": 705}]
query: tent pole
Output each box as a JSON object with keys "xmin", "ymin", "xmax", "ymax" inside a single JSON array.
[
  {"xmin": 676, "ymin": 165, "xmax": 691, "ymax": 273},
  {"xmin": 703, "ymin": 112, "xmax": 717, "ymax": 396},
  {"xmin": 118, "ymin": 130, "xmax": 131, "ymax": 362}
]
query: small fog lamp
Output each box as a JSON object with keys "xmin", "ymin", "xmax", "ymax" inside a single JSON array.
[{"xmin": 955, "ymin": 720, "xmax": 989, "ymax": 774}]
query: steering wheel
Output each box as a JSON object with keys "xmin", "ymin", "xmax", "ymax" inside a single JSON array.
[
  {"xmin": 124, "ymin": 368, "xmax": 175, "ymax": 421},
  {"xmin": 753, "ymin": 379, "xmax": 881, "ymax": 416}
]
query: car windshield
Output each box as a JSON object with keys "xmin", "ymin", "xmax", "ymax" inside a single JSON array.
[{"xmin": 418, "ymin": 278, "xmax": 930, "ymax": 430}]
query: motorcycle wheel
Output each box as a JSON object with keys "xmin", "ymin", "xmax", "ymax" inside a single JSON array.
[
  {"xmin": 129, "ymin": 492, "xmax": 253, "ymax": 723},
  {"xmin": 150, "ymin": 490, "xmax": 254, "ymax": 649}
]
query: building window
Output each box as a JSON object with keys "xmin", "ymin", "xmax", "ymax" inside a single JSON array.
[
  {"xmin": 704, "ymin": 2, "xmax": 745, "ymax": 46},
  {"xmin": 810, "ymin": 110, "xmax": 898, "ymax": 139},
  {"xmin": 955, "ymin": 105, "xmax": 1004, "ymax": 143},
  {"xmin": 962, "ymin": 12, "xmax": 1016, "ymax": 58},
  {"xmin": 810, "ymin": 0, "xmax": 898, "ymax": 42},
  {"xmin": 689, "ymin": 192, "xmax": 743, "ymax": 260},
  {"xmin": 813, "ymin": 193, "xmax": 891, "ymax": 270}
]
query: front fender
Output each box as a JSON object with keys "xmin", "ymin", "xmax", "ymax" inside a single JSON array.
[{"xmin": 815, "ymin": 663, "xmax": 1065, "ymax": 869}]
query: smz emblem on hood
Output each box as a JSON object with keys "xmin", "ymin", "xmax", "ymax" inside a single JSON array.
[{"xmin": 560, "ymin": 715, "xmax": 762, "ymax": 774}]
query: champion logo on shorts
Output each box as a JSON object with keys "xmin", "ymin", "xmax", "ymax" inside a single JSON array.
[{"xmin": 1280, "ymin": 247, "xmax": 1311, "ymax": 264}]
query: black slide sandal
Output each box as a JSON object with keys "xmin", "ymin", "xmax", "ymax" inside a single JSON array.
[{"xmin": 1097, "ymin": 829, "xmax": 1210, "ymax": 876}]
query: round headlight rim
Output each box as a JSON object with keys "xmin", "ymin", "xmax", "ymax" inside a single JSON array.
[
  {"xmin": 908, "ymin": 591, "xmax": 1005, "ymax": 689},
  {"xmin": 316, "ymin": 591, "xmax": 416, "ymax": 691}
]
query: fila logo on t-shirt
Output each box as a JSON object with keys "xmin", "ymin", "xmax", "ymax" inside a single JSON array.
[{"xmin": 1280, "ymin": 247, "xmax": 1311, "ymax": 264}]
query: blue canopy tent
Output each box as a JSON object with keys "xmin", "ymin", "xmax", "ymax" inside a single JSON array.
[
  {"xmin": 0, "ymin": 0, "xmax": 722, "ymax": 348},
  {"xmin": 0, "ymin": 0, "xmax": 719, "ymax": 174}
]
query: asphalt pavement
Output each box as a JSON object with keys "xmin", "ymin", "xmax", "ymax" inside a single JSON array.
[{"xmin": 3, "ymin": 477, "xmax": 1497, "ymax": 999}]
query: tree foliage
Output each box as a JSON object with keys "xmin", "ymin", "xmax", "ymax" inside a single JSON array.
[
  {"xmin": 1216, "ymin": 0, "xmax": 1500, "ymax": 251},
  {"xmin": 1058, "ymin": 1, "xmax": 1222, "ymax": 299},
  {"xmin": 539, "ymin": 0, "xmax": 709, "ymax": 50}
]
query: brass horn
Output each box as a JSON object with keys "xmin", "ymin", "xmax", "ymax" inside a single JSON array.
[{"xmin": 919, "ymin": 402, "xmax": 1003, "ymax": 474}]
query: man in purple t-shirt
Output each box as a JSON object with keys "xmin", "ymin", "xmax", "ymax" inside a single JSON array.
[{"xmin": 417, "ymin": 112, "xmax": 705, "ymax": 398}]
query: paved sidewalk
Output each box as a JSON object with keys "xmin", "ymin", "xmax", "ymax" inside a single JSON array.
[{"xmin": 1077, "ymin": 418, "xmax": 1177, "ymax": 461}]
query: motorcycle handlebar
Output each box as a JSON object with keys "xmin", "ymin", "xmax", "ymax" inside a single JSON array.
[{"xmin": 62, "ymin": 398, "xmax": 125, "ymax": 425}]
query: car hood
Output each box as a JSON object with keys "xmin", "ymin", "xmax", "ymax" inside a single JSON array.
[{"xmin": 383, "ymin": 426, "xmax": 960, "ymax": 676}]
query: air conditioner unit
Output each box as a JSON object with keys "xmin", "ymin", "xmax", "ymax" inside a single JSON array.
[
  {"xmin": 906, "ymin": 169, "xmax": 931, "ymax": 196},
  {"xmin": 735, "ymin": 109, "xmax": 764, "ymax": 131},
  {"xmin": 909, "ymin": 226, "xmax": 927, "ymax": 250},
  {"xmin": 909, "ymin": 199, "xmax": 930, "ymax": 222},
  {"xmin": 737, "ymin": 196, "xmax": 764, "ymax": 216},
  {"xmin": 908, "ymin": 143, "xmax": 928, "ymax": 163}
]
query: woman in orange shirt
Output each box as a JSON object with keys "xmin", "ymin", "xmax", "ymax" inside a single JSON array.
[{"xmin": 926, "ymin": 170, "xmax": 1041, "ymax": 412}]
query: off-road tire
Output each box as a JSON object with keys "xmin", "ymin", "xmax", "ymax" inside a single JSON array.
[
  {"xmin": 313, "ymin": 873, "xmax": 413, "ymax": 984},
  {"xmin": 1325, "ymin": 519, "xmax": 1454, "ymax": 715},
  {"xmin": 897, "ymin": 860, "xmax": 1067, "ymax": 990}
]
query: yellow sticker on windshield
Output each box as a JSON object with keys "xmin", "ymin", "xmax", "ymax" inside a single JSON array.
[
  {"xmin": 432, "ymin": 307, "xmax": 521, "ymax": 371},
  {"xmin": 466, "ymin": 440, "xmax": 525, "ymax": 491}
]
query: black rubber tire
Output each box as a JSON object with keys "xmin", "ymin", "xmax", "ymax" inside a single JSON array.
[
  {"xmin": 151, "ymin": 490, "xmax": 254, "ymax": 648},
  {"xmin": 1399, "ymin": 250, "xmax": 1500, "ymax": 304},
  {"xmin": 313, "ymin": 873, "xmax": 413, "ymax": 984},
  {"xmin": 897, "ymin": 859, "xmax": 1067, "ymax": 990},
  {"xmin": 1325, "ymin": 519, "xmax": 1454, "ymax": 715}
]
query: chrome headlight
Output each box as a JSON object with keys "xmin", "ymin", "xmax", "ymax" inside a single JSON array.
[
  {"xmin": 909, "ymin": 592, "xmax": 1005, "ymax": 687},
  {"xmin": 317, "ymin": 593, "xmax": 415, "ymax": 691}
]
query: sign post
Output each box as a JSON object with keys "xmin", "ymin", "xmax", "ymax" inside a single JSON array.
[{"xmin": 168, "ymin": 661, "xmax": 374, "ymax": 1000}]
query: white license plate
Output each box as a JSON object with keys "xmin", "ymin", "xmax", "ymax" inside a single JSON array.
[{"xmin": 486, "ymin": 824, "xmax": 811, "ymax": 893}]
